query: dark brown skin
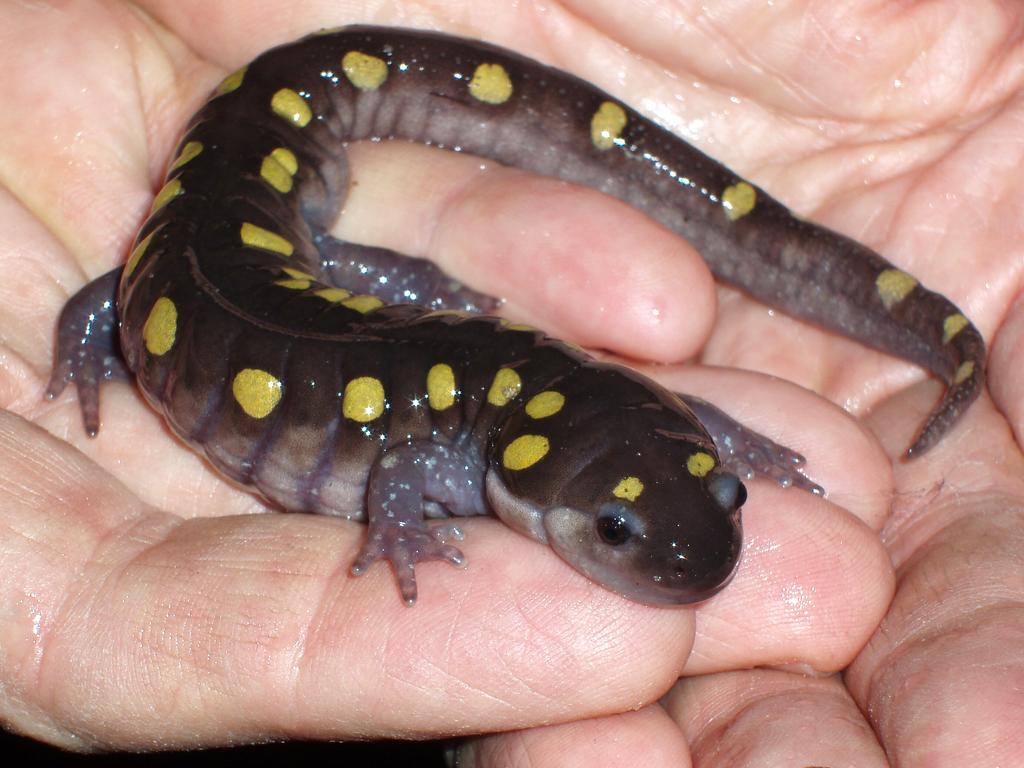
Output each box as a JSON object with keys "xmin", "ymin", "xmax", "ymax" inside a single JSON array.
[{"xmin": 1, "ymin": 1, "xmax": 1023, "ymax": 766}]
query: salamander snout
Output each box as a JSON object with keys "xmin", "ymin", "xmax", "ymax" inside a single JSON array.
[{"xmin": 485, "ymin": 364, "xmax": 746, "ymax": 604}]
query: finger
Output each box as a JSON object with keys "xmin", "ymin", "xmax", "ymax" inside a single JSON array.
[
  {"xmin": 0, "ymin": 1, "xmax": 151, "ymax": 272},
  {"xmin": 461, "ymin": 705, "xmax": 692, "ymax": 768},
  {"xmin": 340, "ymin": 140, "xmax": 715, "ymax": 363},
  {"xmin": 0, "ymin": 187, "xmax": 76, "ymax": 408},
  {"xmin": 848, "ymin": 383, "xmax": 1024, "ymax": 766},
  {"xmin": 990, "ymin": 290, "xmax": 1024, "ymax": 456},
  {"xmin": 663, "ymin": 670, "xmax": 888, "ymax": 766},
  {"xmin": 39, "ymin": 378, "xmax": 267, "ymax": 520},
  {"xmin": 864, "ymin": 377, "xmax": 1023, "ymax": 533},
  {"xmin": 645, "ymin": 365, "xmax": 894, "ymax": 526},
  {"xmin": 1, "ymin": 411, "xmax": 701, "ymax": 750},
  {"xmin": 687, "ymin": 477, "xmax": 894, "ymax": 675},
  {"xmin": 646, "ymin": 367, "xmax": 895, "ymax": 675}
]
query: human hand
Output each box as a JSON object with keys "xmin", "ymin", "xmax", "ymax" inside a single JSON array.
[
  {"xmin": 0, "ymin": 1, "xmax": 1019, "ymax": 765},
  {"xmin": 462, "ymin": 2, "xmax": 1024, "ymax": 765}
]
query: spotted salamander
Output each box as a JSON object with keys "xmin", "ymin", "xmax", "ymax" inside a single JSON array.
[{"xmin": 48, "ymin": 26, "xmax": 985, "ymax": 606}]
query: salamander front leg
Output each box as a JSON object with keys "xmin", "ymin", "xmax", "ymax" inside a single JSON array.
[
  {"xmin": 351, "ymin": 441, "xmax": 489, "ymax": 605},
  {"xmin": 46, "ymin": 267, "xmax": 129, "ymax": 436},
  {"xmin": 680, "ymin": 394, "xmax": 825, "ymax": 495}
]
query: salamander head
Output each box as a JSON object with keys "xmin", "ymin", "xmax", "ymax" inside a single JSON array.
[{"xmin": 486, "ymin": 371, "xmax": 745, "ymax": 605}]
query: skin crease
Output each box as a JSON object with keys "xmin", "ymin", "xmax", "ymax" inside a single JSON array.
[{"xmin": 0, "ymin": 0, "xmax": 1021, "ymax": 765}]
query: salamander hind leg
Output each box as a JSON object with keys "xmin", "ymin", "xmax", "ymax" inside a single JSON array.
[
  {"xmin": 680, "ymin": 395, "xmax": 825, "ymax": 495},
  {"xmin": 351, "ymin": 441, "xmax": 489, "ymax": 605},
  {"xmin": 46, "ymin": 267, "xmax": 129, "ymax": 436}
]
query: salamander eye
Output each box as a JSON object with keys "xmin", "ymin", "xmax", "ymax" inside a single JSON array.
[{"xmin": 596, "ymin": 503, "xmax": 637, "ymax": 546}]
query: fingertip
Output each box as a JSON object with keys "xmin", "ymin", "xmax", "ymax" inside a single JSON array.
[
  {"xmin": 455, "ymin": 177, "xmax": 715, "ymax": 362},
  {"xmin": 649, "ymin": 365, "xmax": 893, "ymax": 526},
  {"xmin": 339, "ymin": 141, "xmax": 716, "ymax": 364}
]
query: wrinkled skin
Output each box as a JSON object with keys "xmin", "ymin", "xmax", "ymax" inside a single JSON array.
[{"xmin": 1, "ymin": 1, "xmax": 1022, "ymax": 765}]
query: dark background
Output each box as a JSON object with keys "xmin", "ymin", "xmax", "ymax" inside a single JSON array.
[{"xmin": 0, "ymin": 728, "xmax": 451, "ymax": 766}]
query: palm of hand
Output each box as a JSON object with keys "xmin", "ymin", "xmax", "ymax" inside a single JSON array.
[{"xmin": 0, "ymin": 2, "xmax": 1021, "ymax": 764}]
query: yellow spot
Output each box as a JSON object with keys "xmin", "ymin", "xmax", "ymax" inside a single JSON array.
[
  {"xmin": 343, "ymin": 376, "xmax": 386, "ymax": 422},
  {"xmin": 422, "ymin": 309, "xmax": 473, "ymax": 322},
  {"xmin": 722, "ymin": 182, "xmax": 757, "ymax": 221},
  {"xmin": 124, "ymin": 231, "xmax": 155, "ymax": 278},
  {"xmin": 954, "ymin": 360, "xmax": 975, "ymax": 385},
  {"xmin": 342, "ymin": 51, "xmax": 389, "ymax": 91},
  {"xmin": 591, "ymin": 101, "xmax": 627, "ymax": 150},
  {"xmin": 612, "ymin": 476, "xmax": 644, "ymax": 502},
  {"xmin": 427, "ymin": 363, "xmax": 457, "ymax": 410},
  {"xmin": 506, "ymin": 323, "xmax": 538, "ymax": 332},
  {"xmin": 502, "ymin": 434, "xmax": 549, "ymax": 471},
  {"xmin": 142, "ymin": 297, "xmax": 177, "ymax": 356},
  {"xmin": 169, "ymin": 141, "xmax": 203, "ymax": 171},
  {"xmin": 260, "ymin": 160, "xmax": 293, "ymax": 194},
  {"xmin": 876, "ymin": 269, "xmax": 918, "ymax": 310},
  {"xmin": 687, "ymin": 451, "xmax": 716, "ymax": 478},
  {"xmin": 240, "ymin": 222, "xmax": 294, "ymax": 256},
  {"xmin": 342, "ymin": 294, "xmax": 385, "ymax": 313},
  {"xmin": 943, "ymin": 313, "xmax": 969, "ymax": 344},
  {"xmin": 271, "ymin": 88, "xmax": 312, "ymax": 127},
  {"xmin": 487, "ymin": 367, "xmax": 522, "ymax": 406},
  {"xmin": 525, "ymin": 390, "xmax": 564, "ymax": 419},
  {"xmin": 275, "ymin": 278, "xmax": 311, "ymax": 290},
  {"xmin": 468, "ymin": 62, "xmax": 513, "ymax": 105},
  {"xmin": 271, "ymin": 146, "xmax": 298, "ymax": 173},
  {"xmin": 260, "ymin": 147, "xmax": 299, "ymax": 193},
  {"xmin": 150, "ymin": 178, "xmax": 182, "ymax": 213},
  {"xmin": 276, "ymin": 268, "xmax": 315, "ymax": 288},
  {"xmin": 217, "ymin": 66, "xmax": 246, "ymax": 94},
  {"xmin": 314, "ymin": 287, "xmax": 351, "ymax": 303},
  {"xmin": 232, "ymin": 368, "xmax": 283, "ymax": 419}
]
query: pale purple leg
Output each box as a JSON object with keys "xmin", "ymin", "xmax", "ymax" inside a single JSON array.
[{"xmin": 351, "ymin": 441, "xmax": 489, "ymax": 605}]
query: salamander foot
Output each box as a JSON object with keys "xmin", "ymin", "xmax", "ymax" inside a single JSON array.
[
  {"xmin": 350, "ymin": 520, "xmax": 465, "ymax": 605},
  {"xmin": 680, "ymin": 394, "xmax": 824, "ymax": 495},
  {"xmin": 46, "ymin": 267, "xmax": 127, "ymax": 436}
]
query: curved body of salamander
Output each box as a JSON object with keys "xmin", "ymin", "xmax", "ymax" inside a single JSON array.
[{"xmin": 50, "ymin": 26, "xmax": 984, "ymax": 605}]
